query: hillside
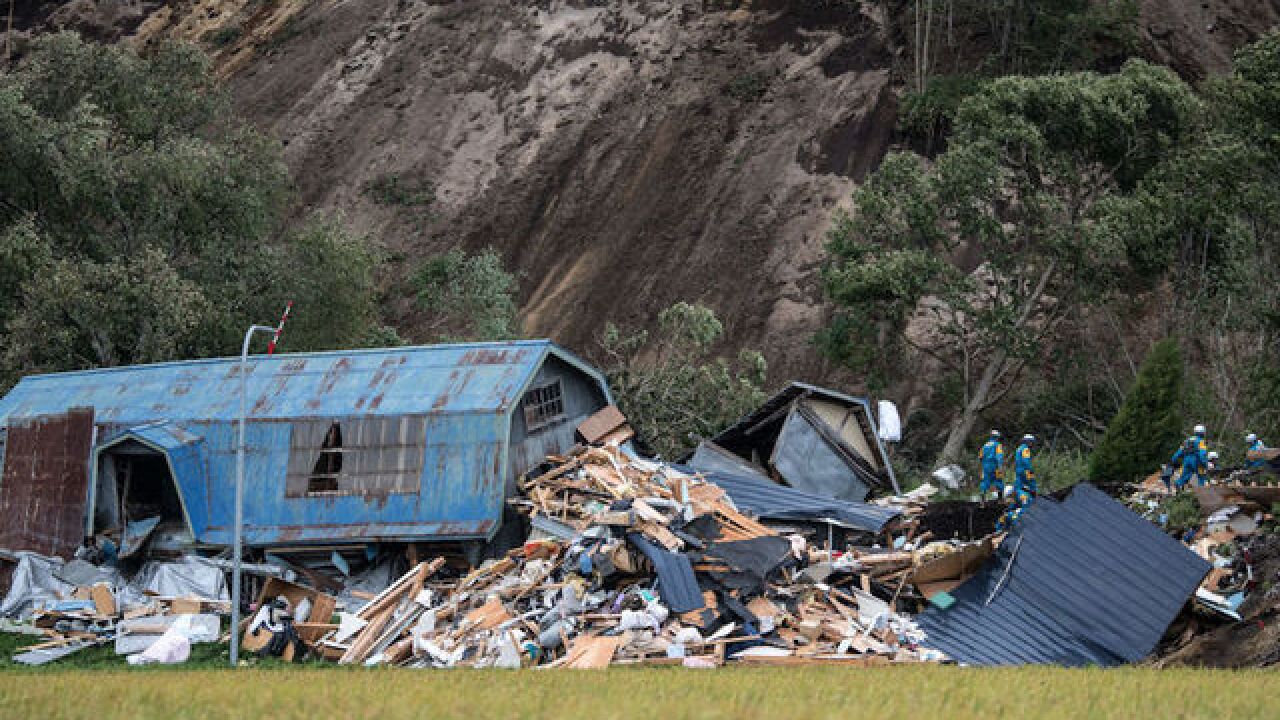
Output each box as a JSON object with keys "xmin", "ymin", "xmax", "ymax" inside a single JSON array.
[{"xmin": 7, "ymin": 0, "xmax": 1280, "ymax": 388}]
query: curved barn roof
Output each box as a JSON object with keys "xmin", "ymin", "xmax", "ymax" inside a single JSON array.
[{"xmin": 0, "ymin": 340, "xmax": 608, "ymax": 425}]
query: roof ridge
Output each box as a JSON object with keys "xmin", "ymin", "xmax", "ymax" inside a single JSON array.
[{"xmin": 10, "ymin": 339, "xmax": 556, "ymax": 383}]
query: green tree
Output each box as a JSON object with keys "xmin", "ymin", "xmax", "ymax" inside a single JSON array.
[
  {"xmin": 1088, "ymin": 339, "xmax": 1185, "ymax": 483},
  {"xmin": 820, "ymin": 60, "xmax": 1200, "ymax": 465},
  {"xmin": 0, "ymin": 33, "xmax": 384, "ymax": 384},
  {"xmin": 413, "ymin": 248, "xmax": 520, "ymax": 342},
  {"xmin": 1105, "ymin": 32, "xmax": 1280, "ymax": 438},
  {"xmin": 600, "ymin": 302, "xmax": 767, "ymax": 459}
]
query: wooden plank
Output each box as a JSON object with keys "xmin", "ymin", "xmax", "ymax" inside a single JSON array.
[
  {"xmin": 562, "ymin": 635, "xmax": 621, "ymax": 669},
  {"xmin": 90, "ymin": 584, "xmax": 116, "ymax": 617}
]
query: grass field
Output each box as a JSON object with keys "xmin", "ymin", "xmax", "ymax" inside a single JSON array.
[{"xmin": 0, "ymin": 664, "xmax": 1273, "ymax": 720}]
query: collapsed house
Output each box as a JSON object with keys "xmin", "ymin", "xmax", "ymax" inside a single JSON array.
[
  {"xmin": 687, "ymin": 383, "xmax": 899, "ymax": 503},
  {"xmin": 917, "ymin": 484, "xmax": 1211, "ymax": 666},
  {"xmin": 0, "ymin": 340, "xmax": 612, "ymax": 569}
]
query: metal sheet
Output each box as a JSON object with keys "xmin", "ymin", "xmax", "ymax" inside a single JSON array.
[
  {"xmin": 0, "ymin": 341, "xmax": 609, "ymax": 423},
  {"xmin": 772, "ymin": 409, "xmax": 870, "ymax": 503},
  {"xmin": 693, "ymin": 468, "xmax": 901, "ymax": 533},
  {"xmin": 0, "ymin": 410, "xmax": 94, "ymax": 558},
  {"xmin": 705, "ymin": 382, "xmax": 899, "ymax": 494},
  {"xmin": 918, "ymin": 484, "xmax": 1210, "ymax": 666}
]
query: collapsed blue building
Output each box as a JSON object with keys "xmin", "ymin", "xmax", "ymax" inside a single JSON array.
[{"xmin": 0, "ymin": 341, "xmax": 612, "ymax": 561}]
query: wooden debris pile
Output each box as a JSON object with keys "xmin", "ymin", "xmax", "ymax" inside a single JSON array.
[{"xmin": 318, "ymin": 446, "xmax": 948, "ymax": 668}]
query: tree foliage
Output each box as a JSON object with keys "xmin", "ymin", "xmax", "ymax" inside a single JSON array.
[
  {"xmin": 413, "ymin": 249, "xmax": 520, "ymax": 342},
  {"xmin": 1087, "ymin": 339, "xmax": 1185, "ymax": 483},
  {"xmin": 822, "ymin": 60, "xmax": 1200, "ymax": 464},
  {"xmin": 600, "ymin": 302, "xmax": 767, "ymax": 460},
  {"xmin": 0, "ymin": 33, "xmax": 385, "ymax": 385}
]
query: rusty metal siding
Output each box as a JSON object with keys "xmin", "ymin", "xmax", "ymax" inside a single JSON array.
[
  {"xmin": 0, "ymin": 341, "xmax": 608, "ymax": 424},
  {"xmin": 194, "ymin": 412, "xmax": 509, "ymax": 546},
  {"xmin": 0, "ymin": 410, "xmax": 94, "ymax": 557},
  {"xmin": 94, "ymin": 422, "xmax": 211, "ymax": 540}
]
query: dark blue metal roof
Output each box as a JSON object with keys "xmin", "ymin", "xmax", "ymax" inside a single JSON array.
[
  {"xmin": 0, "ymin": 340, "xmax": 606, "ymax": 423},
  {"xmin": 918, "ymin": 484, "xmax": 1209, "ymax": 666},
  {"xmin": 683, "ymin": 467, "xmax": 901, "ymax": 533}
]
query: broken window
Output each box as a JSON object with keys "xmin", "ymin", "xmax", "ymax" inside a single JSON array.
[
  {"xmin": 522, "ymin": 380, "xmax": 565, "ymax": 432},
  {"xmin": 307, "ymin": 422, "xmax": 343, "ymax": 494},
  {"xmin": 286, "ymin": 416, "xmax": 427, "ymax": 498}
]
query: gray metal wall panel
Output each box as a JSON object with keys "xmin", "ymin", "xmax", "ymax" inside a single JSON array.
[
  {"xmin": 508, "ymin": 356, "xmax": 608, "ymax": 479},
  {"xmin": 772, "ymin": 409, "xmax": 869, "ymax": 503}
]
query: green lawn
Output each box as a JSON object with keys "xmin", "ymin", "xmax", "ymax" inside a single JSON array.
[{"xmin": 0, "ymin": 663, "xmax": 1272, "ymax": 720}]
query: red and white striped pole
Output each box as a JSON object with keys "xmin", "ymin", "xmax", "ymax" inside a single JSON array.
[{"xmin": 267, "ymin": 301, "xmax": 293, "ymax": 355}]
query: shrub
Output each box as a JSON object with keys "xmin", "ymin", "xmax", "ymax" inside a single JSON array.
[
  {"xmin": 1089, "ymin": 339, "xmax": 1186, "ymax": 483},
  {"xmin": 599, "ymin": 302, "xmax": 766, "ymax": 459}
]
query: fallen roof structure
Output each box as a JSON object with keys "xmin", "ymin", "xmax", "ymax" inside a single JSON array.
[
  {"xmin": 690, "ymin": 468, "xmax": 901, "ymax": 534},
  {"xmin": 918, "ymin": 483, "xmax": 1210, "ymax": 666},
  {"xmin": 688, "ymin": 383, "xmax": 899, "ymax": 503}
]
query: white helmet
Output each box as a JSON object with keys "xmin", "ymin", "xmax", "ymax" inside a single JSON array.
[
  {"xmin": 1194, "ymin": 424, "xmax": 1207, "ymax": 436},
  {"xmin": 990, "ymin": 429, "xmax": 1001, "ymax": 438},
  {"xmin": 1246, "ymin": 433, "xmax": 1258, "ymax": 443},
  {"xmin": 1208, "ymin": 451, "xmax": 1220, "ymax": 461},
  {"xmin": 1022, "ymin": 434, "xmax": 1035, "ymax": 443}
]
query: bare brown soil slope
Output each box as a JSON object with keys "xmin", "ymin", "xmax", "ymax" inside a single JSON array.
[
  {"xmin": 9, "ymin": 0, "xmax": 1280, "ymax": 383},
  {"xmin": 212, "ymin": 0, "xmax": 899, "ymax": 382}
]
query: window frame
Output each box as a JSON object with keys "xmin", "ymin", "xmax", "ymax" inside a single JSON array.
[{"xmin": 522, "ymin": 379, "xmax": 567, "ymax": 432}]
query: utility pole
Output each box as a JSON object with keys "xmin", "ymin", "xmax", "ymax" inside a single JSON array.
[{"xmin": 230, "ymin": 323, "xmax": 277, "ymax": 668}]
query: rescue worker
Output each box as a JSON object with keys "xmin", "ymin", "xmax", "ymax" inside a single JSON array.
[
  {"xmin": 978, "ymin": 430, "xmax": 1006, "ymax": 499},
  {"xmin": 1013, "ymin": 434, "xmax": 1037, "ymax": 500},
  {"xmin": 1246, "ymin": 433, "xmax": 1267, "ymax": 469},
  {"xmin": 1206, "ymin": 451, "xmax": 1221, "ymax": 482},
  {"xmin": 1171, "ymin": 436, "xmax": 1207, "ymax": 489},
  {"xmin": 1194, "ymin": 424, "xmax": 1210, "ymax": 457},
  {"xmin": 993, "ymin": 496, "xmax": 1024, "ymax": 533}
]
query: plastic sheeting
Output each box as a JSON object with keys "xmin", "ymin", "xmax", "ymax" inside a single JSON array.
[
  {"xmin": 127, "ymin": 626, "xmax": 190, "ymax": 665},
  {"xmin": 877, "ymin": 401, "xmax": 902, "ymax": 443},
  {"xmin": 0, "ymin": 552, "xmax": 75, "ymax": 619},
  {"xmin": 125, "ymin": 556, "xmax": 229, "ymax": 603},
  {"xmin": 115, "ymin": 613, "xmax": 221, "ymax": 654}
]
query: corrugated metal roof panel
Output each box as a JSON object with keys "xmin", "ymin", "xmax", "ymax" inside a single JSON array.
[
  {"xmin": 0, "ymin": 340, "xmax": 607, "ymax": 424},
  {"xmin": 918, "ymin": 484, "xmax": 1209, "ymax": 666},
  {"xmin": 690, "ymin": 468, "xmax": 901, "ymax": 533}
]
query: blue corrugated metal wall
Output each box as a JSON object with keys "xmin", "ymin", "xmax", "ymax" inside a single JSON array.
[{"xmin": 0, "ymin": 341, "xmax": 612, "ymax": 547}]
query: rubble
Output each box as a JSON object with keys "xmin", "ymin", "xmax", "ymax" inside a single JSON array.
[
  {"xmin": 3, "ymin": 410, "xmax": 1275, "ymax": 670},
  {"xmin": 309, "ymin": 446, "xmax": 948, "ymax": 668}
]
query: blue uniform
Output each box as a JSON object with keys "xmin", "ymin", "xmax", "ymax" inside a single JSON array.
[
  {"xmin": 1172, "ymin": 444, "xmax": 1207, "ymax": 488},
  {"xmin": 994, "ymin": 499, "xmax": 1024, "ymax": 532},
  {"xmin": 1247, "ymin": 438, "xmax": 1267, "ymax": 469},
  {"xmin": 1013, "ymin": 442, "xmax": 1036, "ymax": 498},
  {"xmin": 979, "ymin": 439, "xmax": 1005, "ymax": 495}
]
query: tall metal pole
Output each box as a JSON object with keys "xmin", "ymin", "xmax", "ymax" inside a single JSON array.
[{"xmin": 230, "ymin": 324, "xmax": 277, "ymax": 667}]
